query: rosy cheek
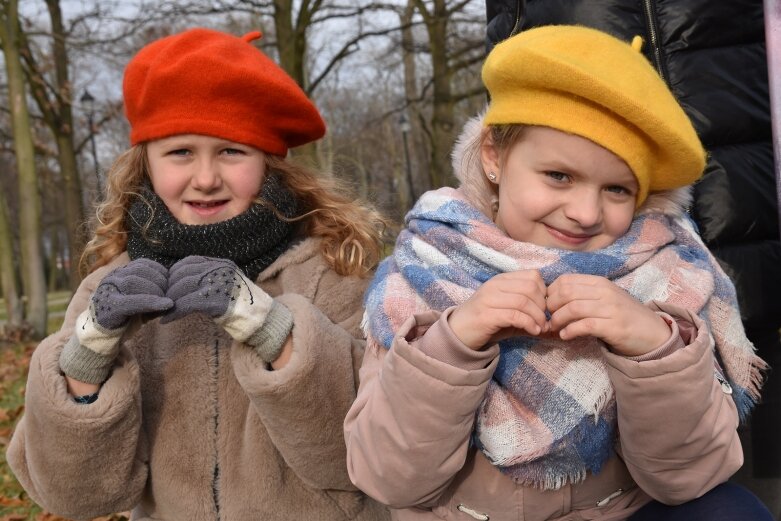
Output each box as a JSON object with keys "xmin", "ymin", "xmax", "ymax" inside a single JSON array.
[{"xmin": 612, "ymin": 212, "xmax": 634, "ymax": 238}]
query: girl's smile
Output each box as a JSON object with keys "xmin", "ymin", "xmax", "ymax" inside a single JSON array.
[
  {"xmin": 187, "ymin": 199, "xmax": 230, "ymax": 217},
  {"xmin": 544, "ymin": 224, "xmax": 597, "ymax": 246}
]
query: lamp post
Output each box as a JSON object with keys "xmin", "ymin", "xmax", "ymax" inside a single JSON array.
[
  {"xmin": 398, "ymin": 112, "xmax": 415, "ymax": 206},
  {"xmin": 80, "ymin": 89, "xmax": 102, "ymax": 195}
]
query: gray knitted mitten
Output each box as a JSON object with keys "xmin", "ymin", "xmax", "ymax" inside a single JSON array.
[
  {"xmin": 60, "ymin": 258, "xmax": 173, "ymax": 384},
  {"xmin": 163, "ymin": 256, "xmax": 293, "ymax": 363}
]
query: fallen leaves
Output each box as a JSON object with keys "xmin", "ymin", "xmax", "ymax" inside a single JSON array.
[
  {"xmin": 0, "ymin": 343, "xmax": 128, "ymax": 521},
  {"xmin": 0, "ymin": 514, "xmax": 27, "ymax": 521},
  {"xmin": 0, "ymin": 496, "xmax": 25, "ymax": 507}
]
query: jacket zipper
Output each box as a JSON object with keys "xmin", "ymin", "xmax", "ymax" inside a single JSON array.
[
  {"xmin": 211, "ymin": 339, "xmax": 221, "ymax": 520},
  {"xmin": 642, "ymin": 0, "xmax": 669, "ymax": 84},
  {"xmin": 510, "ymin": 0, "xmax": 526, "ymax": 37}
]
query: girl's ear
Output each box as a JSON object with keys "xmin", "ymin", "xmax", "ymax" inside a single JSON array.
[{"xmin": 480, "ymin": 129, "xmax": 501, "ymax": 183}]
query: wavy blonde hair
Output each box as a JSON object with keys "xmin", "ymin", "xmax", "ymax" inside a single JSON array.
[{"xmin": 81, "ymin": 145, "xmax": 386, "ymax": 278}]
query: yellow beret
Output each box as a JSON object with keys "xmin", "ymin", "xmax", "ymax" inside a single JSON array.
[{"xmin": 482, "ymin": 25, "xmax": 706, "ymax": 206}]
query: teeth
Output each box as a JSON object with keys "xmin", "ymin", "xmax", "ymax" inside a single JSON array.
[{"xmin": 192, "ymin": 202, "xmax": 221, "ymax": 208}]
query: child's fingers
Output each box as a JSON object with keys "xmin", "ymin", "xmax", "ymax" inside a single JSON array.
[
  {"xmin": 465, "ymin": 290, "xmax": 548, "ymax": 332},
  {"xmin": 451, "ymin": 271, "xmax": 549, "ymax": 349},
  {"xmin": 108, "ymin": 274, "xmax": 169, "ymax": 298},
  {"xmin": 485, "ymin": 308, "xmax": 543, "ymax": 337},
  {"xmin": 495, "ymin": 292, "xmax": 548, "ymax": 329},
  {"xmin": 546, "ymin": 276, "xmax": 610, "ymax": 312},
  {"xmin": 489, "ymin": 286, "xmax": 547, "ymax": 319},
  {"xmin": 556, "ymin": 316, "xmax": 611, "ymax": 341},
  {"xmin": 476, "ymin": 282, "xmax": 548, "ymax": 327},
  {"xmin": 507, "ymin": 269, "xmax": 547, "ymax": 298},
  {"xmin": 489, "ymin": 272, "xmax": 547, "ymax": 309},
  {"xmin": 450, "ymin": 292, "xmax": 548, "ymax": 348},
  {"xmin": 548, "ymin": 298, "xmax": 613, "ymax": 332},
  {"xmin": 505, "ymin": 308, "xmax": 545, "ymax": 335},
  {"xmin": 546, "ymin": 285, "xmax": 601, "ymax": 313}
]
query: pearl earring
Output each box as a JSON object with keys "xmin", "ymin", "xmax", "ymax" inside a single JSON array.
[{"xmin": 487, "ymin": 172, "xmax": 497, "ymax": 182}]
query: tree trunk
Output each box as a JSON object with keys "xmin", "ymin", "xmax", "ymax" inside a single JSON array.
[
  {"xmin": 21, "ymin": 0, "xmax": 86, "ymax": 291},
  {"xmin": 426, "ymin": 4, "xmax": 455, "ymax": 189},
  {"xmin": 0, "ymin": 192, "xmax": 22, "ymax": 326},
  {"xmin": 272, "ymin": 0, "xmax": 307, "ymax": 87},
  {"xmin": 48, "ymin": 227, "xmax": 60, "ymax": 292},
  {"xmin": 1, "ymin": 0, "xmax": 49, "ymax": 338},
  {"xmin": 415, "ymin": 0, "xmax": 456, "ymax": 189},
  {"xmin": 55, "ymin": 133, "xmax": 86, "ymax": 290},
  {"xmin": 399, "ymin": 0, "xmax": 425, "ymax": 205},
  {"xmin": 270, "ymin": 0, "xmax": 321, "ymax": 165},
  {"xmin": 48, "ymin": 0, "xmax": 86, "ymax": 290}
]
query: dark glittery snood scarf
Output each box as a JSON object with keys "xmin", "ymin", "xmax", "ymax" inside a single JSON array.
[{"xmin": 126, "ymin": 173, "xmax": 298, "ymax": 281}]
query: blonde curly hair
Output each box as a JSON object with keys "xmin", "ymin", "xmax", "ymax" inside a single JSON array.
[{"xmin": 81, "ymin": 145, "xmax": 386, "ymax": 278}]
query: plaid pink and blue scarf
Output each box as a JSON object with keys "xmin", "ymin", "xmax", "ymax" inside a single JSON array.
[{"xmin": 364, "ymin": 187, "xmax": 765, "ymax": 490}]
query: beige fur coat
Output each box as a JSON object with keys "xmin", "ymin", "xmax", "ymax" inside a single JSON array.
[{"xmin": 8, "ymin": 238, "xmax": 390, "ymax": 521}]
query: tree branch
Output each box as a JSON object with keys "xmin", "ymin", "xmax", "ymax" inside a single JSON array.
[{"xmin": 307, "ymin": 25, "xmax": 404, "ymax": 94}]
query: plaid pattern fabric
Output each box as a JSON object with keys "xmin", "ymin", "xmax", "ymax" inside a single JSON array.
[{"xmin": 364, "ymin": 187, "xmax": 764, "ymax": 490}]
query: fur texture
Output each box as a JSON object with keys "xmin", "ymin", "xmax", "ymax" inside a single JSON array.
[{"xmin": 8, "ymin": 238, "xmax": 389, "ymax": 521}]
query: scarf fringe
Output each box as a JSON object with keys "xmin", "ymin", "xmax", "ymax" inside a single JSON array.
[
  {"xmin": 591, "ymin": 387, "xmax": 613, "ymax": 423},
  {"xmin": 503, "ymin": 462, "xmax": 591, "ymax": 490},
  {"xmin": 541, "ymin": 470, "xmax": 588, "ymax": 491},
  {"xmin": 735, "ymin": 354, "xmax": 770, "ymax": 421}
]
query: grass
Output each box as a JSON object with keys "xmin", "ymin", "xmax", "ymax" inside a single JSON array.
[
  {"xmin": 0, "ymin": 291, "xmax": 71, "ymax": 337},
  {"xmin": 0, "ymin": 342, "xmax": 39, "ymax": 520}
]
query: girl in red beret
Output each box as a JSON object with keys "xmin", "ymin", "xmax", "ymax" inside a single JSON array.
[
  {"xmin": 8, "ymin": 27, "xmax": 389, "ymax": 521},
  {"xmin": 345, "ymin": 25, "xmax": 771, "ymax": 521}
]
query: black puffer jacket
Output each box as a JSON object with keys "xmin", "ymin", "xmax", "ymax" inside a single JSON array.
[{"xmin": 486, "ymin": 0, "xmax": 780, "ymax": 477}]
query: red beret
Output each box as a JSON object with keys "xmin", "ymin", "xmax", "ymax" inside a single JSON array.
[{"xmin": 123, "ymin": 28, "xmax": 325, "ymax": 155}]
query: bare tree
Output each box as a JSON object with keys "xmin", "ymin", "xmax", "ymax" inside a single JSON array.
[
  {"xmin": 398, "ymin": 0, "xmax": 424, "ymax": 203},
  {"xmin": 0, "ymin": 0, "xmax": 48, "ymax": 337},
  {"xmin": 0, "ymin": 184, "xmax": 22, "ymax": 327},
  {"xmin": 20, "ymin": 0, "xmax": 87, "ymax": 291},
  {"xmin": 411, "ymin": 0, "xmax": 485, "ymax": 188}
]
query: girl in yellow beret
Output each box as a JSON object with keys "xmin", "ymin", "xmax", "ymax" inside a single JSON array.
[
  {"xmin": 7, "ymin": 27, "xmax": 390, "ymax": 521},
  {"xmin": 345, "ymin": 25, "xmax": 771, "ymax": 521}
]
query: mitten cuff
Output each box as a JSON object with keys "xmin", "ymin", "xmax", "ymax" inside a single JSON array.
[
  {"xmin": 247, "ymin": 300, "xmax": 294, "ymax": 363},
  {"xmin": 217, "ymin": 278, "xmax": 274, "ymax": 342},
  {"xmin": 59, "ymin": 335, "xmax": 115, "ymax": 384},
  {"xmin": 77, "ymin": 305, "xmax": 124, "ymax": 356}
]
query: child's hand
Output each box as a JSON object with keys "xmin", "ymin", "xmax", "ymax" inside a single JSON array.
[
  {"xmin": 59, "ymin": 258, "xmax": 173, "ymax": 385},
  {"xmin": 163, "ymin": 256, "xmax": 291, "ymax": 363},
  {"xmin": 90, "ymin": 258, "xmax": 173, "ymax": 330},
  {"xmin": 448, "ymin": 270, "xmax": 548, "ymax": 350},
  {"xmin": 546, "ymin": 274, "xmax": 671, "ymax": 357}
]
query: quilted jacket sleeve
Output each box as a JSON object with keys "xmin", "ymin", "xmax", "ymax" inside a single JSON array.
[
  {"xmin": 344, "ymin": 309, "xmax": 499, "ymax": 508},
  {"xmin": 605, "ymin": 301, "xmax": 743, "ymax": 504}
]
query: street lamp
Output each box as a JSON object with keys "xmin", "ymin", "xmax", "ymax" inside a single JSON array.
[
  {"xmin": 80, "ymin": 89, "xmax": 102, "ymax": 195},
  {"xmin": 398, "ymin": 112, "xmax": 415, "ymax": 205}
]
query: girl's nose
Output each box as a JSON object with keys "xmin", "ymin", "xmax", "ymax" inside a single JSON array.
[
  {"xmin": 563, "ymin": 191, "xmax": 602, "ymax": 228},
  {"xmin": 191, "ymin": 159, "xmax": 221, "ymax": 191}
]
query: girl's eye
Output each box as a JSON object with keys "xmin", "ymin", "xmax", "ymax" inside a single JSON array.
[
  {"xmin": 606, "ymin": 185, "xmax": 631, "ymax": 195},
  {"xmin": 545, "ymin": 171, "xmax": 570, "ymax": 183},
  {"xmin": 222, "ymin": 148, "xmax": 244, "ymax": 156},
  {"xmin": 169, "ymin": 148, "xmax": 191, "ymax": 156}
]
